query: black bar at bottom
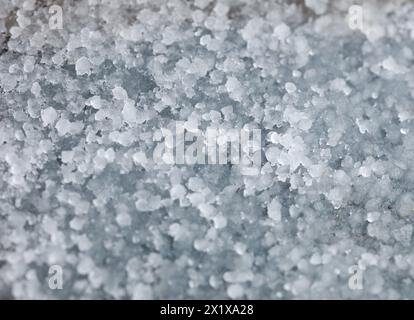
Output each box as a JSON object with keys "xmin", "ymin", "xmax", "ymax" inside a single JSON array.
[{"xmin": 0, "ymin": 299, "xmax": 408, "ymax": 318}]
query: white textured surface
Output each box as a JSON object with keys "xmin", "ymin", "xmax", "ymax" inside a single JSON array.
[{"xmin": 0, "ymin": 0, "xmax": 414, "ymax": 299}]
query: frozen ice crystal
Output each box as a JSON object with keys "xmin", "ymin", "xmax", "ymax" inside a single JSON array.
[
  {"xmin": 75, "ymin": 57, "xmax": 92, "ymax": 76},
  {"xmin": 267, "ymin": 198, "xmax": 282, "ymax": 222},
  {"xmin": 227, "ymin": 284, "xmax": 244, "ymax": 299},
  {"xmin": 40, "ymin": 107, "xmax": 58, "ymax": 126},
  {"xmin": 285, "ymin": 82, "xmax": 297, "ymax": 94}
]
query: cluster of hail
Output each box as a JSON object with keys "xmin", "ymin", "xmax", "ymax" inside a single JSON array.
[{"xmin": 1, "ymin": 0, "xmax": 414, "ymax": 299}]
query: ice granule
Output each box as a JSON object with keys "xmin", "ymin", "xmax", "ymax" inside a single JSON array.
[
  {"xmin": 0, "ymin": 0, "xmax": 414, "ymax": 300},
  {"xmin": 285, "ymin": 82, "xmax": 297, "ymax": 94},
  {"xmin": 40, "ymin": 107, "xmax": 58, "ymax": 126},
  {"xmin": 75, "ymin": 57, "xmax": 92, "ymax": 76},
  {"xmin": 227, "ymin": 284, "xmax": 244, "ymax": 299},
  {"xmin": 267, "ymin": 198, "xmax": 282, "ymax": 222}
]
